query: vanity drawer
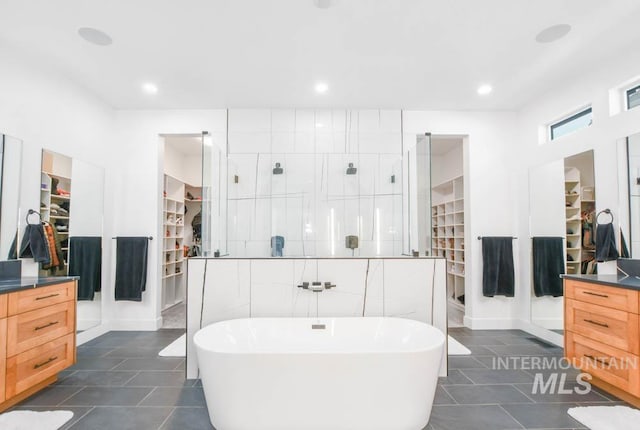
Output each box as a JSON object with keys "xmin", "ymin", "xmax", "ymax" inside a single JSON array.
[
  {"xmin": 0, "ymin": 294, "xmax": 7, "ymax": 318},
  {"xmin": 565, "ymin": 280, "xmax": 639, "ymax": 313},
  {"xmin": 5, "ymin": 333, "xmax": 75, "ymax": 399},
  {"xmin": 7, "ymin": 282, "xmax": 75, "ymax": 315},
  {"xmin": 566, "ymin": 298, "xmax": 639, "ymax": 354},
  {"xmin": 566, "ymin": 332, "xmax": 640, "ymax": 396},
  {"xmin": 6, "ymin": 301, "xmax": 75, "ymax": 357},
  {"xmin": 0, "ymin": 318, "xmax": 6, "ymax": 403}
]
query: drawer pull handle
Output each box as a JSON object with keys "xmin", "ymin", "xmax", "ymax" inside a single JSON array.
[
  {"xmin": 35, "ymin": 293, "xmax": 60, "ymax": 301},
  {"xmin": 583, "ymin": 291, "xmax": 609, "ymax": 298},
  {"xmin": 33, "ymin": 356, "xmax": 58, "ymax": 369},
  {"xmin": 583, "ymin": 319, "xmax": 609, "ymax": 328},
  {"xmin": 34, "ymin": 321, "xmax": 59, "ymax": 331},
  {"xmin": 584, "ymin": 354, "xmax": 609, "ymax": 365}
]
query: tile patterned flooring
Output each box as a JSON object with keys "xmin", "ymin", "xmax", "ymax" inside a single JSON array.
[{"xmin": 11, "ymin": 327, "xmax": 630, "ymax": 429}]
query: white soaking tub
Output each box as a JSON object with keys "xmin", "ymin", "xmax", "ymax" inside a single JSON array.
[{"xmin": 194, "ymin": 317, "xmax": 445, "ymax": 430}]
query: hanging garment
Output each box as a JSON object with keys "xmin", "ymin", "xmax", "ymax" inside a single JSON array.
[
  {"xmin": 18, "ymin": 223, "xmax": 51, "ymax": 264},
  {"xmin": 595, "ymin": 223, "xmax": 619, "ymax": 262},
  {"xmin": 41, "ymin": 222, "xmax": 65, "ymax": 271},
  {"xmin": 271, "ymin": 236, "xmax": 285, "ymax": 257},
  {"xmin": 115, "ymin": 237, "xmax": 149, "ymax": 301},
  {"xmin": 482, "ymin": 237, "xmax": 515, "ymax": 297},
  {"xmin": 532, "ymin": 237, "xmax": 565, "ymax": 297},
  {"xmin": 68, "ymin": 237, "xmax": 102, "ymax": 301}
]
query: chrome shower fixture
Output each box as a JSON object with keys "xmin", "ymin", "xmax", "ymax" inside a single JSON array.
[
  {"xmin": 346, "ymin": 162, "xmax": 357, "ymax": 175},
  {"xmin": 273, "ymin": 162, "xmax": 283, "ymax": 175}
]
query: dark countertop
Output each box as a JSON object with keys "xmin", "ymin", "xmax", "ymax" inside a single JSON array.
[
  {"xmin": 0, "ymin": 276, "xmax": 78, "ymax": 295},
  {"xmin": 562, "ymin": 274, "xmax": 640, "ymax": 291}
]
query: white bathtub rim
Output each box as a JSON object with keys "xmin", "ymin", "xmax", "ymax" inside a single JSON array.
[{"xmin": 194, "ymin": 316, "xmax": 446, "ymax": 356}]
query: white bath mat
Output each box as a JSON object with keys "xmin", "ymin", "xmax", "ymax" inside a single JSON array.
[
  {"xmin": 568, "ymin": 405, "xmax": 640, "ymax": 430},
  {"xmin": 0, "ymin": 410, "xmax": 73, "ymax": 430},
  {"xmin": 448, "ymin": 335, "xmax": 471, "ymax": 355},
  {"xmin": 159, "ymin": 333, "xmax": 186, "ymax": 357}
]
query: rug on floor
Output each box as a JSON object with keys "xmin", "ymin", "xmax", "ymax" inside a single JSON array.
[
  {"xmin": 448, "ymin": 335, "xmax": 471, "ymax": 355},
  {"xmin": 0, "ymin": 410, "xmax": 73, "ymax": 430},
  {"xmin": 568, "ymin": 405, "xmax": 640, "ymax": 429},
  {"xmin": 159, "ymin": 333, "xmax": 186, "ymax": 357}
]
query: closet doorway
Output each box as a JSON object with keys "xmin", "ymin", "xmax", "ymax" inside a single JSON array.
[
  {"xmin": 160, "ymin": 134, "xmax": 204, "ymax": 329},
  {"xmin": 430, "ymin": 136, "xmax": 466, "ymax": 328}
]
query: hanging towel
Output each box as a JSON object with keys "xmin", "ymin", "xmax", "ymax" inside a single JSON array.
[
  {"xmin": 69, "ymin": 237, "xmax": 102, "ymax": 301},
  {"xmin": 18, "ymin": 223, "xmax": 51, "ymax": 264},
  {"xmin": 532, "ymin": 237, "xmax": 565, "ymax": 297},
  {"xmin": 271, "ymin": 235, "xmax": 285, "ymax": 257},
  {"xmin": 115, "ymin": 237, "xmax": 149, "ymax": 301},
  {"xmin": 8, "ymin": 232, "xmax": 17, "ymax": 260},
  {"xmin": 595, "ymin": 223, "xmax": 619, "ymax": 262},
  {"xmin": 482, "ymin": 237, "xmax": 515, "ymax": 297},
  {"xmin": 621, "ymin": 229, "xmax": 630, "ymax": 259}
]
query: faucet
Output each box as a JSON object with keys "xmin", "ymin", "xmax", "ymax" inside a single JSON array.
[{"xmin": 297, "ymin": 281, "xmax": 336, "ymax": 292}]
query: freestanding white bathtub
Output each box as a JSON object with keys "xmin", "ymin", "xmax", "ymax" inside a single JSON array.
[{"xmin": 194, "ymin": 317, "xmax": 445, "ymax": 430}]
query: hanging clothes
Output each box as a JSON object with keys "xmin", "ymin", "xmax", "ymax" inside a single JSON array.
[
  {"xmin": 18, "ymin": 223, "xmax": 50, "ymax": 264},
  {"xmin": 41, "ymin": 222, "xmax": 65, "ymax": 271}
]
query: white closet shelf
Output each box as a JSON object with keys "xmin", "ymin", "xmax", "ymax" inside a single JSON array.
[
  {"xmin": 51, "ymin": 195, "xmax": 71, "ymax": 200},
  {"xmin": 50, "ymin": 216, "xmax": 69, "ymax": 220}
]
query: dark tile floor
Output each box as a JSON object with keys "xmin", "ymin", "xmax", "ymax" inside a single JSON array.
[{"xmin": 11, "ymin": 327, "xmax": 629, "ymax": 429}]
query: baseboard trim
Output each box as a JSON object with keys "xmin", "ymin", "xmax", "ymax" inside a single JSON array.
[
  {"xmin": 517, "ymin": 319, "xmax": 563, "ymax": 347},
  {"xmin": 462, "ymin": 316, "xmax": 519, "ymax": 330},
  {"xmin": 77, "ymin": 324, "xmax": 110, "ymax": 346},
  {"xmin": 105, "ymin": 317, "xmax": 163, "ymax": 331}
]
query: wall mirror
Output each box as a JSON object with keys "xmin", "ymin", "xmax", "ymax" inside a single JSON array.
[
  {"xmin": 0, "ymin": 133, "xmax": 22, "ymax": 260},
  {"xmin": 40, "ymin": 150, "xmax": 105, "ymax": 332},
  {"xmin": 618, "ymin": 132, "xmax": 639, "ymax": 258},
  {"xmin": 529, "ymin": 149, "xmax": 596, "ymax": 333}
]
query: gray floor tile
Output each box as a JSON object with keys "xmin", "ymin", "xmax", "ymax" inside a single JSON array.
[
  {"xmin": 465, "ymin": 345, "xmax": 499, "ymax": 356},
  {"xmin": 113, "ymin": 358, "xmax": 184, "ymax": 371},
  {"xmin": 448, "ymin": 356, "xmax": 488, "ymax": 369},
  {"xmin": 16, "ymin": 386, "xmax": 83, "ymax": 406},
  {"xmin": 452, "ymin": 335, "xmax": 507, "ymax": 346},
  {"xmin": 459, "ymin": 368, "xmax": 535, "ymax": 384},
  {"xmin": 58, "ymin": 370, "xmax": 139, "ymax": 386},
  {"xmin": 514, "ymin": 383, "xmax": 611, "ymax": 403},
  {"xmin": 140, "ymin": 387, "xmax": 206, "ymax": 407},
  {"xmin": 444, "ymin": 384, "xmax": 533, "ymax": 405},
  {"xmin": 126, "ymin": 371, "xmax": 193, "ymax": 387},
  {"xmin": 68, "ymin": 406, "xmax": 173, "ymax": 430},
  {"xmin": 438, "ymin": 369, "xmax": 474, "ymax": 385},
  {"xmin": 61, "ymin": 386, "xmax": 153, "ymax": 406},
  {"xmin": 76, "ymin": 347, "xmax": 114, "ymax": 358},
  {"xmin": 433, "ymin": 386, "xmax": 456, "ymax": 405},
  {"xmin": 487, "ymin": 344, "xmax": 563, "ymax": 357},
  {"xmin": 68, "ymin": 358, "xmax": 125, "ymax": 371},
  {"xmin": 428, "ymin": 404, "xmax": 523, "ymax": 430},
  {"xmin": 160, "ymin": 407, "xmax": 214, "ymax": 430},
  {"xmin": 105, "ymin": 347, "xmax": 165, "ymax": 358},
  {"xmin": 501, "ymin": 403, "xmax": 584, "ymax": 429}
]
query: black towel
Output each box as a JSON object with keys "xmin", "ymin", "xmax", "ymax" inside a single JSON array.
[
  {"xmin": 532, "ymin": 237, "xmax": 565, "ymax": 297},
  {"xmin": 115, "ymin": 237, "xmax": 149, "ymax": 301},
  {"xmin": 18, "ymin": 223, "xmax": 51, "ymax": 264},
  {"xmin": 482, "ymin": 237, "xmax": 515, "ymax": 297},
  {"xmin": 621, "ymin": 229, "xmax": 630, "ymax": 259},
  {"xmin": 595, "ymin": 223, "xmax": 619, "ymax": 262},
  {"xmin": 69, "ymin": 237, "xmax": 102, "ymax": 301}
]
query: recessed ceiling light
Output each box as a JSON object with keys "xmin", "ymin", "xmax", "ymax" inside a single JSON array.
[
  {"xmin": 314, "ymin": 0, "xmax": 332, "ymax": 9},
  {"xmin": 315, "ymin": 82, "xmax": 329, "ymax": 94},
  {"xmin": 77, "ymin": 27, "xmax": 113, "ymax": 46},
  {"xmin": 477, "ymin": 84, "xmax": 492, "ymax": 95},
  {"xmin": 142, "ymin": 83, "xmax": 159, "ymax": 94},
  {"xmin": 535, "ymin": 24, "xmax": 571, "ymax": 44}
]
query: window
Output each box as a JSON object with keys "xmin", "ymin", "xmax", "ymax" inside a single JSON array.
[
  {"xmin": 627, "ymin": 85, "xmax": 640, "ymax": 110},
  {"xmin": 550, "ymin": 107, "xmax": 593, "ymax": 141}
]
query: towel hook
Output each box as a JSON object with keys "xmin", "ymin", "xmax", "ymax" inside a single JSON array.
[
  {"xmin": 26, "ymin": 209, "xmax": 42, "ymax": 225},
  {"xmin": 596, "ymin": 209, "xmax": 614, "ymax": 225}
]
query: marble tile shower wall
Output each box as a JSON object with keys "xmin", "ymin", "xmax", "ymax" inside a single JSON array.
[{"xmin": 226, "ymin": 109, "xmax": 403, "ymax": 257}]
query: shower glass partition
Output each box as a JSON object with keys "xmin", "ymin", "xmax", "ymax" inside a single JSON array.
[{"xmin": 201, "ymin": 110, "xmax": 431, "ymax": 258}]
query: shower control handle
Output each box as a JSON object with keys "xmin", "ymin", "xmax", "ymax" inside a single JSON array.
[
  {"xmin": 324, "ymin": 282, "xmax": 336, "ymax": 289},
  {"xmin": 297, "ymin": 282, "xmax": 310, "ymax": 290}
]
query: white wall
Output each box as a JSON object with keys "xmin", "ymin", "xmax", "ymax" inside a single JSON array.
[
  {"xmin": 111, "ymin": 110, "xmax": 226, "ymax": 329},
  {"xmin": 403, "ymin": 111, "xmax": 519, "ymax": 329},
  {"xmin": 432, "ymin": 143, "xmax": 463, "ymax": 186},
  {"xmin": 515, "ymin": 48, "xmax": 640, "ymax": 341}
]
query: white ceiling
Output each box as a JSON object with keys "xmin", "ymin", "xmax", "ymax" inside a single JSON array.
[{"xmin": 2, "ymin": 0, "xmax": 640, "ymax": 110}]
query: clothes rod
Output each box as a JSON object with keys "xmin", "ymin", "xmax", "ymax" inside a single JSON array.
[
  {"xmin": 477, "ymin": 236, "xmax": 517, "ymax": 240},
  {"xmin": 112, "ymin": 236, "xmax": 153, "ymax": 240}
]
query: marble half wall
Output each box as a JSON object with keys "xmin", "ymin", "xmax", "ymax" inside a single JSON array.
[{"xmin": 186, "ymin": 257, "xmax": 447, "ymax": 378}]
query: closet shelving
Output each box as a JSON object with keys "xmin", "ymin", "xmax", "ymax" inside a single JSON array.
[
  {"xmin": 162, "ymin": 175, "xmax": 185, "ymax": 311},
  {"xmin": 40, "ymin": 169, "xmax": 72, "ymax": 273},
  {"xmin": 431, "ymin": 175, "xmax": 465, "ymax": 311},
  {"xmin": 564, "ymin": 168, "xmax": 581, "ymax": 275}
]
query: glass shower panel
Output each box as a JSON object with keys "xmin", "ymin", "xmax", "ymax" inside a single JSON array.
[
  {"xmin": 201, "ymin": 133, "xmax": 225, "ymax": 257},
  {"xmin": 406, "ymin": 134, "xmax": 432, "ymax": 256}
]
